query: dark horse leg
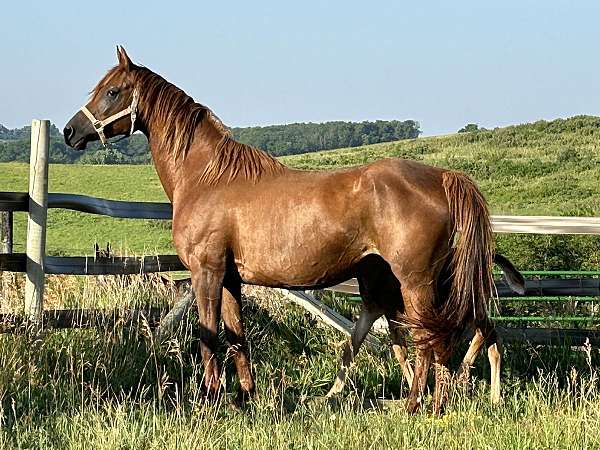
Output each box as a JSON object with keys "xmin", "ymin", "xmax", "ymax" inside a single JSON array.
[
  {"xmin": 326, "ymin": 258, "xmax": 392, "ymax": 397},
  {"xmin": 191, "ymin": 266, "xmax": 225, "ymax": 397},
  {"xmin": 327, "ymin": 257, "xmax": 413, "ymax": 397},
  {"xmin": 221, "ymin": 280, "xmax": 255, "ymax": 405},
  {"xmin": 386, "ymin": 310, "xmax": 414, "ymax": 387},
  {"xmin": 326, "ymin": 305, "xmax": 415, "ymax": 397},
  {"xmin": 326, "ymin": 303, "xmax": 382, "ymax": 397}
]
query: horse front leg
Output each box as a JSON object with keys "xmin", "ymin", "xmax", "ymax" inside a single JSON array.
[
  {"xmin": 192, "ymin": 266, "xmax": 225, "ymax": 398},
  {"xmin": 221, "ymin": 280, "xmax": 255, "ymax": 406}
]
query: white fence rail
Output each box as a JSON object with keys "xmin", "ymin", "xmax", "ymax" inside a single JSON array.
[{"xmin": 491, "ymin": 216, "xmax": 600, "ymax": 235}]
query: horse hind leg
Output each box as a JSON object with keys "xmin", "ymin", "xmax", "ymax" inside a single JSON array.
[
  {"xmin": 326, "ymin": 304, "xmax": 381, "ymax": 397},
  {"xmin": 326, "ymin": 256, "xmax": 404, "ymax": 398},
  {"xmin": 401, "ymin": 280, "xmax": 438, "ymax": 414},
  {"xmin": 456, "ymin": 320, "xmax": 503, "ymax": 404},
  {"xmin": 406, "ymin": 342, "xmax": 432, "ymax": 414},
  {"xmin": 432, "ymin": 341, "xmax": 452, "ymax": 415},
  {"xmin": 457, "ymin": 327, "xmax": 486, "ymax": 385},
  {"xmin": 482, "ymin": 321, "xmax": 503, "ymax": 404},
  {"xmin": 386, "ymin": 312, "xmax": 414, "ymax": 388}
]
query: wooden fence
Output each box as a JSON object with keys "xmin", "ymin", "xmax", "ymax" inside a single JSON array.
[{"xmin": 2, "ymin": 120, "xmax": 600, "ymax": 346}]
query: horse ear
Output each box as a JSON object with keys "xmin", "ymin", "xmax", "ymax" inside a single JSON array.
[{"xmin": 116, "ymin": 45, "xmax": 133, "ymax": 71}]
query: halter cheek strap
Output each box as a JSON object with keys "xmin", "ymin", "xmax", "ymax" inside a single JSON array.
[{"xmin": 80, "ymin": 89, "xmax": 139, "ymax": 146}]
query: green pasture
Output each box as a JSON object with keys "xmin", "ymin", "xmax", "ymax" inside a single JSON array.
[
  {"xmin": 2, "ymin": 116, "xmax": 600, "ymax": 270},
  {"xmin": 2, "ymin": 116, "xmax": 600, "ymax": 448}
]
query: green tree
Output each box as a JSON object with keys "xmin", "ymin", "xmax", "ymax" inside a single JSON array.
[{"xmin": 458, "ymin": 123, "xmax": 481, "ymax": 133}]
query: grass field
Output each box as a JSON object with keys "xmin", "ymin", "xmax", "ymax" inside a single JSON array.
[
  {"xmin": 3, "ymin": 116, "xmax": 600, "ymax": 269},
  {"xmin": 2, "ymin": 116, "xmax": 600, "ymax": 448},
  {"xmin": 2, "ymin": 280, "xmax": 600, "ymax": 449}
]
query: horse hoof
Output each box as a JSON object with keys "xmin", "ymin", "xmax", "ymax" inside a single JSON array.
[
  {"xmin": 233, "ymin": 388, "xmax": 254, "ymax": 409},
  {"xmin": 200, "ymin": 385, "xmax": 223, "ymax": 405},
  {"xmin": 406, "ymin": 399, "xmax": 422, "ymax": 415}
]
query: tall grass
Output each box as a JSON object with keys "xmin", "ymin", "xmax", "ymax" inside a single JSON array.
[{"xmin": 1, "ymin": 279, "xmax": 600, "ymax": 449}]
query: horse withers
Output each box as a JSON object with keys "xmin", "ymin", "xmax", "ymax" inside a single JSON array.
[{"xmin": 64, "ymin": 47, "xmax": 502, "ymax": 414}]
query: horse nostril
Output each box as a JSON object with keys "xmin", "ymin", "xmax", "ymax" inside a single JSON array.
[{"xmin": 63, "ymin": 126, "xmax": 74, "ymax": 141}]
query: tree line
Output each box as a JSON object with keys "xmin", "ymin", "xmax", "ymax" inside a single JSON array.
[
  {"xmin": 231, "ymin": 120, "xmax": 421, "ymax": 156},
  {"xmin": 0, "ymin": 119, "xmax": 421, "ymax": 164}
]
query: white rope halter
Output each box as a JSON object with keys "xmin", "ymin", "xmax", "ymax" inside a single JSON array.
[{"xmin": 80, "ymin": 89, "xmax": 139, "ymax": 146}]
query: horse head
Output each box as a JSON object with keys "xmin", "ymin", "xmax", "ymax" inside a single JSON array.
[{"xmin": 64, "ymin": 46, "xmax": 139, "ymax": 149}]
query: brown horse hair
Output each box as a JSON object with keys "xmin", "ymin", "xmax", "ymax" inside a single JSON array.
[
  {"xmin": 92, "ymin": 64, "xmax": 285, "ymax": 184},
  {"xmin": 440, "ymin": 171, "xmax": 495, "ymax": 339},
  {"xmin": 67, "ymin": 51, "xmax": 506, "ymax": 411},
  {"xmin": 91, "ymin": 64, "xmax": 222, "ymax": 159},
  {"xmin": 199, "ymin": 135, "xmax": 286, "ymax": 185}
]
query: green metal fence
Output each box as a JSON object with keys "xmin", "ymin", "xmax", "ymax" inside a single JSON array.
[
  {"xmin": 333, "ymin": 270, "xmax": 600, "ymax": 326},
  {"xmin": 491, "ymin": 270, "xmax": 600, "ymax": 325}
]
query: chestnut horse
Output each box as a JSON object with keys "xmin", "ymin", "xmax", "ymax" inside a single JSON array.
[{"xmin": 65, "ymin": 47, "xmax": 498, "ymax": 414}]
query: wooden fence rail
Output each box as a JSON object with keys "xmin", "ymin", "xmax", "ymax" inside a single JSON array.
[
  {"xmin": 0, "ymin": 191, "xmax": 172, "ymax": 219},
  {"xmin": 330, "ymin": 277, "xmax": 600, "ymax": 297},
  {"xmin": 2, "ymin": 249, "xmax": 600, "ymax": 298},
  {"xmin": 0, "ymin": 253, "xmax": 185, "ymax": 274},
  {"xmin": 4, "ymin": 190, "xmax": 600, "ymax": 234}
]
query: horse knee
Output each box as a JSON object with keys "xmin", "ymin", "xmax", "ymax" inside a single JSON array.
[{"xmin": 488, "ymin": 342, "xmax": 501, "ymax": 366}]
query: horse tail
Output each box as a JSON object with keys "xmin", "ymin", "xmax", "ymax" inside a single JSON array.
[
  {"xmin": 438, "ymin": 170, "xmax": 495, "ymax": 342},
  {"xmin": 494, "ymin": 253, "xmax": 525, "ymax": 295}
]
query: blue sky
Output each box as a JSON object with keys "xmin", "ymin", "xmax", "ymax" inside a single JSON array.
[{"xmin": 1, "ymin": 0, "xmax": 599, "ymax": 135}]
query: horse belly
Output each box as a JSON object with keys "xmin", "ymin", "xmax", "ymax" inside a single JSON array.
[{"xmin": 233, "ymin": 230, "xmax": 368, "ymax": 288}]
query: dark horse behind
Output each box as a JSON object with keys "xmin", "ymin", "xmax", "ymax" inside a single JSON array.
[{"xmin": 64, "ymin": 47, "xmax": 517, "ymax": 414}]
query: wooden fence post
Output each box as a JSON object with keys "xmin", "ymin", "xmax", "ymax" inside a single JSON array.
[
  {"xmin": 0, "ymin": 211, "xmax": 12, "ymax": 254},
  {"xmin": 25, "ymin": 120, "xmax": 49, "ymax": 324},
  {"xmin": 0, "ymin": 211, "xmax": 14, "ymax": 299}
]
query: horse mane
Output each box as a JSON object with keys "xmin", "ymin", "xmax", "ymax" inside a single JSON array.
[
  {"xmin": 199, "ymin": 135, "xmax": 286, "ymax": 185},
  {"xmin": 92, "ymin": 64, "xmax": 285, "ymax": 184}
]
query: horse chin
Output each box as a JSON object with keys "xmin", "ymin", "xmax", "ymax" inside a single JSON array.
[
  {"xmin": 70, "ymin": 134, "xmax": 98, "ymax": 150},
  {"xmin": 72, "ymin": 137, "xmax": 88, "ymax": 150}
]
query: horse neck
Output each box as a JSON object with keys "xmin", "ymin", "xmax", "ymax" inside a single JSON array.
[{"xmin": 142, "ymin": 115, "xmax": 223, "ymax": 203}]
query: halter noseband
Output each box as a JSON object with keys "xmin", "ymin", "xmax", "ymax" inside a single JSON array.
[{"xmin": 80, "ymin": 89, "xmax": 139, "ymax": 146}]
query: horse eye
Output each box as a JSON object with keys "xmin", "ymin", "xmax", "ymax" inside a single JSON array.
[{"xmin": 107, "ymin": 88, "xmax": 119, "ymax": 98}]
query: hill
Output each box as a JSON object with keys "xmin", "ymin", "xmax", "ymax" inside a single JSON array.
[
  {"xmin": 231, "ymin": 120, "xmax": 420, "ymax": 156},
  {"xmin": 1, "ymin": 115, "xmax": 599, "ymax": 270}
]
